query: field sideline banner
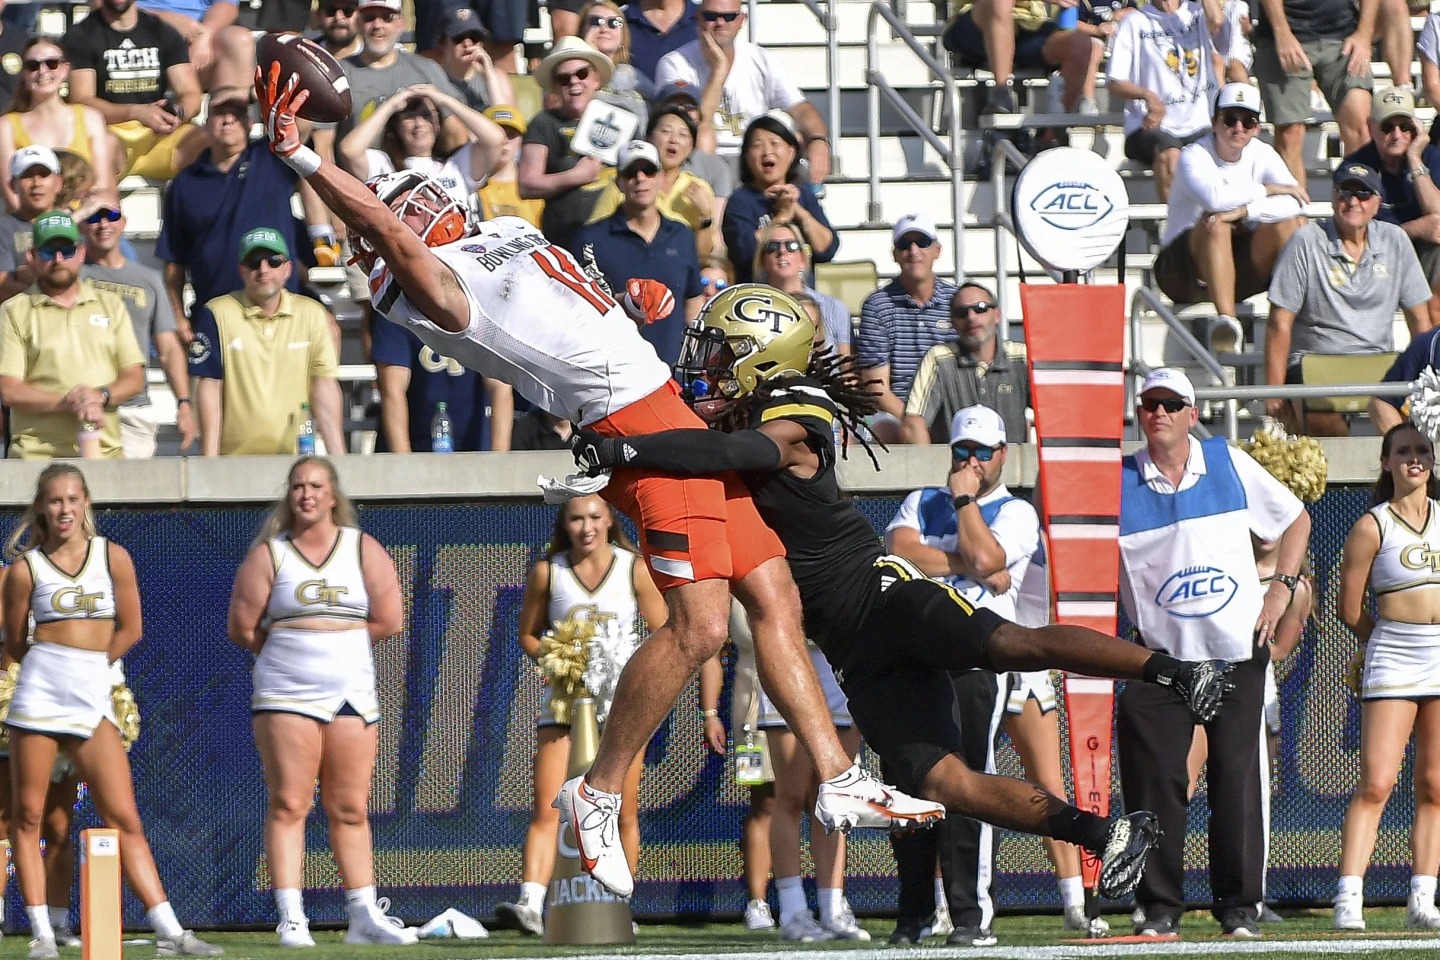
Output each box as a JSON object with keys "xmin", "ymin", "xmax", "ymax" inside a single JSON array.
[{"xmin": 5, "ymin": 487, "xmax": 1406, "ymax": 927}]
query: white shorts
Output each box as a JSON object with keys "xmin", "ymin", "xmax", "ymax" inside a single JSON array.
[
  {"xmin": 1006, "ymin": 670, "xmax": 1058, "ymax": 715},
  {"xmin": 757, "ymin": 645, "xmax": 850, "ymax": 729},
  {"xmin": 1362, "ymin": 619, "xmax": 1440, "ymax": 700},
  {"xmin": 7, "ymin": 643, "xmax": 116, "ymax": 739},
  {"xmin": 252, "ymin": 625, "xmax": 379, "ymax": 723},
  {"xmin": 1263, "ymin": 661, "xmax": 1280, "ymax": 735},
  {"xmin": 728, "ymin": 599, "xmax": 774, "ymax": 783}
]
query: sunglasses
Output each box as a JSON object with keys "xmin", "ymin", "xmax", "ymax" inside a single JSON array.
[
  {"xmin": 1336, "ymin": 187, "xmax": 1377, "ymax": 202},
  {"xmin": 763, "ymin": 239, "xmax": 802, "ymax": 255},
  {"xmin": 1139, "ymin": 396, "xmax": 1190, "ymax": 413},
  {"xmin": 952, "ymin": 301, "xmax": 994, "ymax": 318},
  {"xmin": 23, "ymin": 57, "xmax": 64, "ymax": 72},
  {"xmin": 360, "ymin": 9, "xmax": 399, "ymax": 22},
  {"xmin": 554, "ymin": 65, "xmax": 591, "ymax": 86},
  {"xmin": 701, "ymin": 10, "xmax": 741, "ymax": 21},
  {"xmin": 895, "ymin": 235, "xmax": 936, "ymax": 251},
  {"xmin": 86, "ymin": 208, "xmax": 122, "ymax": 224},
  {"xmin": 1381, "ymin": 118, "xmax": 1416, "ymax": 136},
  {"xmin": 243, "ymin": 254, "xmax": 288, "ymax": 270},
  {"xmin": 38, "ymin": 244, "xmax": 77, "ymax": 261},
  {"xmin": 1218, "ymin": 110, "xmax": 1258, "ymax": 130},
  {"xmin": 587, "ymin": 14, "xmax": 624, "ymax": 28},
  {"xmin": 951, "ymin": 444, "xmax": 999, "ymax": 462},
  {"xmin": 701, "ymin": 277, "xmax": 728, "ymax": 291},
  {"xmin": 320, "ymin": 5, "xmax": 356, "ymax": 15}
]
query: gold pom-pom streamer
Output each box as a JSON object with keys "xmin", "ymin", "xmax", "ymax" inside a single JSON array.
[
  {"xmin": 537, "ymin": 616, "xmax": 595, "ymax": 726},
  {"xmin": 111, "ymin": 683, "xmax": 140, "ymax": 751},
  {"xmin": 1241, "ymin": 421, "xmax": 1328, "ymax": 503},
  {"xmin": 0, "ymin": 661, "xmax": 20, "ymax": 752}
]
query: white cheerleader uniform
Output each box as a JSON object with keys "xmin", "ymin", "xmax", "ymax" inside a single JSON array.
[
  {"xmin": 1361, "ymin": 501, "xmax": 1440, "ymax": 700},
  {"xmin": 537, "ymin": 548, "xmax": 641, "ymax": 728},
  {"xmin": 251, "ymin": 527, "xmax": 380, "ymax": 723},
  {"xmin": 8, "ymin": 539, "xmax": 119, "ymax": 739}
]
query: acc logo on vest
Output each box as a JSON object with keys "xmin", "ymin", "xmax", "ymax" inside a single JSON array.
[{"xmin": 1155, "ymin": 566, "xmax": 1238, "ymax": 619}]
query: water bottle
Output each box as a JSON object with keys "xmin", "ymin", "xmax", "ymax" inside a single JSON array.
[
  {"xmin": 296, "ymin": 402, "xmax": 316, "ymax": 456},
  {"xmin": 431, "ymin": 401, "xmax": 454, "ymax": 454}
]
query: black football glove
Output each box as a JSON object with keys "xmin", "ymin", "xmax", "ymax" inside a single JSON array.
[{"xmin": 571, "ymin": 426, "xmax": 630, "ymax": 476}]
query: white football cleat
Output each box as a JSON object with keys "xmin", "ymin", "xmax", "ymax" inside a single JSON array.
[
  {"xmin": 553, "ymin": 776, "xmax": 632, "ymax": 897},
  {"xmin": 814, "ymin": 766, "xmax": 944, "ymax": 832}
]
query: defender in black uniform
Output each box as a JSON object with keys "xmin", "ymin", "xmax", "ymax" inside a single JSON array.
[{"xmin": 571, "ymin": 285, "xmax": 1235, "ymax": 900}]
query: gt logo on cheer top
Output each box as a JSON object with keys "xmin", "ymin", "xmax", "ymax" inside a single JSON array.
[
  {"xmin": 1400, "ymin": 543, "xmax": 1440, "ymax": 572},
  {"xmin": 1155, "ymin": 566, "xmax": 1238, "ymax": 619},
  {"xmin": 1029, "ymin": 182, "xmax": 1115, "ymax": 231}
]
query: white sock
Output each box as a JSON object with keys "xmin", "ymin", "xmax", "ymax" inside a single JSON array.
[
  {"xmin": 1338, "ymin": 875, "xmax": 1363, "ymax": 899},
  {"xmin": 48, "ymin": 905, "xmax": 68, "ymax": 931},
  {"xmin": 823, "ymin": 763, "xmax": 862, "ymax": 787},
  {"xmin": 518, "ymin": 881, "xmax": 546, "ymax": 911},
  {"xmin": 147, "ymin": 902, "xmax": 183, "ymax": 940},
  {"xmin": 344, "ymin": 885, "xmax": 377, "ymax": 920},
  {"xmin": 1059, "ymin": 876, "xmax": 1084, "ymax": 910},
  {"xmin": 934, "ymin": 877, "xmax": 946, "ymax": 909},
  {"xmin": 1412, "ymin": 875, "xmax": 1437, "ymax": 900},
  {"xmin": 776, "ymin": 875, "xmax": 807, "ymax": 922},
  {"xmin": 27, "ymin": 905, "xmax": 54, "ymax": 942},
  {"xmin": 274, "ymin": 888, "xmax": 305, "ymax": 921},
  {"xmin": 817, "ymin": 887, "xmax": 843, "ymax": 925}
]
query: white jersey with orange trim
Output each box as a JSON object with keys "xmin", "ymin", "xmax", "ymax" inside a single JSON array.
[{"xmin": 370, "ymin": 216, "xmax": 673, "ymax": 426}]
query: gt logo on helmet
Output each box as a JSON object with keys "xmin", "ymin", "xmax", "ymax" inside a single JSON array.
[{"xmin": 731, "ymin": 294, "xmax": 794, "ymax": 334}]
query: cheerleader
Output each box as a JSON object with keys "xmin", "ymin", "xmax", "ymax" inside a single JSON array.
[
  {"xmin": 494, "ymin": 495, "xmax": 665, "ymax": 935},
  {"xmin": 1335, "ymin": 422, "xmax": 1440, "ymax": 932},
  {"xmin": 2, "ymin": 464, "xmax": 221, "ymax": 959},
  {"xmin": 228, "ymin": 457, "xmax": 411, "ymax": 947}
]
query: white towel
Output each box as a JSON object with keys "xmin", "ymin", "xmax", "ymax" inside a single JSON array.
[
  {"xmin": 418, "ymin": 908, "xmax": 489, "ymax": 939},
  {"xmin": 537, "ymin": 471, "xmax": 610, "ymax": 504}
]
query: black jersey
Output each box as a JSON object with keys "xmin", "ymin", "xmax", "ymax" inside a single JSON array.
[{"xmin": 741, "ymin": 377, "xmax": 885, "ymax": 648}]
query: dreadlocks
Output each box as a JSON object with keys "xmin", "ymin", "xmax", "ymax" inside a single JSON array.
[{"xmin": 717, "ymin": 343, "xmax": 888, "ymax": 469}]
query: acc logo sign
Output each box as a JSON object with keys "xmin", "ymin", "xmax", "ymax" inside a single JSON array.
[
  {"xmin": 1028, "ymin": 182, "xmax": 1114, "ymax": 231},
  {"xmin": 1155, "ymin": 566, "xmax": 1238, "ymax": 619},
  {"xmin": 1012, "ymin": 147, "xmax": 1129, "ymax": 274}
]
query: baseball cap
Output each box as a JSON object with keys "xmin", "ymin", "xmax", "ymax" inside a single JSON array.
[
  {"xmin": 949, "ymin": 405, "xmax": 1006, "ymax": 448},
  {"xmin": 357, "ymin": 0, "xmax": 401, "ymax": 11},
  {"xmin": 10, "ymin": 145, "xmax": 60, "ymax": 180},
  {"xmin": 1333, "ymin": 161, "xmax": 1382, "ymax": 195},
  {"xmin": 440, "ymin": 5, "xmax": 488, "ymax": 39},
  {"xmin": 744, "ymin": 109, "xmax": 799, "ymax": 150},
  {"xmin": 892, "ymin": 212, "xmax": 939, "ymax": 245},
  {"xmin": 239, "ymin": 226, "xmax": 290, "ymax": 262},
  {"xmin": 1373, "ymin": 85, "xmax": 1417, "ymax": 123},
  {"xmin": 1139, "ymin": 367, "xmax": 1196, "ymax": 405},
  {"xmin": 32, "ymin": 210, "xmax": 79, "ymax": 248},
  {"xmin": 656, "ymin": 79, "xmax": 699, "ymax": 104},
  {"xmin": 484, "ymin": 105, "xmax": 527, "ymax": 135},
  {"xmin": 1214, "ymin": 82, "xmax": 1260, "ymax": 115},
  {"xmin": 618, "ymin": 140, "xmax": 660, "ymax": 173}
]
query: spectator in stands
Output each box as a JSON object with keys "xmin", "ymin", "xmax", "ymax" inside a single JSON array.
[
  {"xmin": 654, "ymin": 0, "xmax": 831, "ymax": 186},
  {"xmin": 519, "ymin": 37, "xmax": 618, "ymax": 250},
  {"xmin": 943, "ymin": 0, "xmax": 1100, "ymax": 116},
  {"xmin": 573, "ymin": 140, "xmax": 703, "ymax": 365},
  {"xmin": 1342, "ymin": 87, "xmax": 1440, "ymax": 299},
  {"xmin": 0, "ymin": 145, "xmax": 63, "ymax": 301},
  {"xmin": 339, "ymin": 86, "xmax": 504, "ymax": 203},
  {"xmin": 902, "ymin": 283, "xmax": 1029, "ymax": 445},
  {"xmin": 79, "ymin": 191, "xmax": 194, "ymax": 456},
  {"xmin": 1266, "ymin": 163, "xmax": 1431, "ymax": 436},
  {"xmin": 753, "ymin": 219, "xmax": 851, "ymax": 355},
  {"xmin": 433, "ymin": 8, "xmax": 513, "ymax": 113},
  {"xmin": 0, "ymin": 38, "xmax": 117, "ymax": 211},
  {"xmin": 477, "ymin": 106, "xmax": 544, "ymax": 226},
  {"xmin": 584, "ymin": 0, "xmax": 656, "ymax": 111},
  {"xmin": 189, "ymin": 228, "xmax": 345, "ymax": 456},
  {"xmin": 0, "ymin": 0, "xmax": 29, "ymax": 109},
  {"xmin": 1376, "ymin": 0, "xmax": 1415, "ymax": 95},
  {"xmin": 1105, "ymin": 0, "xmax": 1222, "ymax": 201},
  {"xmin": 624, "ymin": 0, "xmax": 698, "ymax": 81},
  {"xmin": 699, "ymin": 253, "xmax": 734, "ymax": 306},
  {"xmin": 0, "ymin": 211, "xmax": 144, "ymax": 459},
  {"xmin": 371, "ymin": 316, "xmax": 513, "ymax": 452},
  {"xmin": 1421, "ymin": 11, "xmax": 1440, "ymax": 134},
  {"xmin": 316, "ymin": 0, "xmax": 362, "ymax": 59},
  {"xmin": 62, "ymin": 0, "xmax": 206, "ymax": 181},
  {"xmin": 1371, "ymin": 325, "xmax": 1440, "ymax": 431},
  {"xmin": 654, "ymin": 80, "xmax": 734, "ymax": 195},
  {"xmin": 1048, "ymin": 0, "xmax": 1137, "ymax": 111},
  {"xmin": 134, "ymin": 0, "xmax": 254, "ymax": 92},
  {"xmin": 1153, "ymin": 82, "xmax": 1307, "ymax": 352},
  {"xmin": 856, "ymin": 212, "xmax": 956, "ymax": 443},
  {"xmin": 1250, "ymin": 0, "xmax": 1373, "ymax": 189},
  {"xmin": 722, "ymin": 111, "xmax": 836, "ymax": 283},
  {"xmin": 157, "ymin": 91, "xmax": 325, "ymax": 342},
  {"xmin": 414, "ymin": 0, "xmax": 522, "ymax": 73}
]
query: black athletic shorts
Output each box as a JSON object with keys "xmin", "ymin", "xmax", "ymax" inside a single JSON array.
[{"xmin": 828, "ymin": 556, "xmax": 1008, "ymax": 795}]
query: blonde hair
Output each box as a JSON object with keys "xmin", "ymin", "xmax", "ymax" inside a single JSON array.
[
  {"xmin": 5, "ymin": 463, "xmax": 97, "ymax": 560},
  {"xmin": 752, "ymin": 218, "xmax": 810, "ymax": 285},
  {"xmin": 254, "ymin": 456, "xmax": 359, "ymax": 546},
  {"xmin": 577, "ymin": 0, "xmax": 630, "ymax": 65}
]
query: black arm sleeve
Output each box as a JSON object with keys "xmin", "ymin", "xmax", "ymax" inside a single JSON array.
[{"xmin": 617, "ymin": 428, "xmax": 784, "ymax": 476}]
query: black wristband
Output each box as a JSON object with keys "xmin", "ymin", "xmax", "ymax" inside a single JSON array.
[
  {"xmin": 952, "ymin": 494, "xmax": 975, "ymax": 511},
  {"xmin": 1272, "ymin": 573, "xmax": 1298, "ymax": 592},
  {"xmin": 176, "ymin": 397, "xmax": 191, "ymax": 406}
]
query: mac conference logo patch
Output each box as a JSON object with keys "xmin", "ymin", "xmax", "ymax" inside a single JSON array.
[{"xmin": 1028, "ymin": 181, "xmax": 1114, "ymax": 231}]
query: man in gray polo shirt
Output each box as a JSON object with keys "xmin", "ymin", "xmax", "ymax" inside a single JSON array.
[{"xmin": 1264, "ymin": 162, "xmax": 1431, "ymax": 436}]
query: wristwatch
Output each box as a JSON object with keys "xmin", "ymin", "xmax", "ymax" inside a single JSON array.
[
  {"xmin": 952, "ymin": 494, "xmax": 976, "ymax": 511},
  {"xmin": 1272, "ymin": 573, "xmax": 1299, "ymax": 592},
  {"xmin": 1412, "ymin": 166, "xmax": 1430, "ymax": 182}
]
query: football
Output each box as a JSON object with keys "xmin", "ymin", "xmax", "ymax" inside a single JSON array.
[{"xmin": 255, "ymin": 33, "xmax": 352, "ymax": 123}]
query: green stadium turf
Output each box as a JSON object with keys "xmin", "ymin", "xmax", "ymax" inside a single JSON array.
[{"xmin": 9, "ymin": 907, "xmax": 1440, "ymax": 960}]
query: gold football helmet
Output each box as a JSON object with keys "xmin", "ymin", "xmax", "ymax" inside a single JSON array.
[{"xmin": 676, "ymin": 284, "xmax": 818, "ymax": 420}]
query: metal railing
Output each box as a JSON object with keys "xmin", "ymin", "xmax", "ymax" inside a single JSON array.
[
  {"xmin": 989, "ymin": 138, "xmax": 1031, "ymax": 328},
  {"xmin": 865, "ymin": 0, "xmax": 964, "ymax": 280},
  {"xmin": 1129, "ymin": 287, "xmax": 1241, "ymax": 438},
  {"xmin": 750, "ymin": 0, "xmax": 841, "ymax": 179}
]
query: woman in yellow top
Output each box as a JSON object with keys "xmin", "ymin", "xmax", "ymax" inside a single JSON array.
[{"xmin": 0, "ymin": 37, "xmax": 116, "ymax": 211}]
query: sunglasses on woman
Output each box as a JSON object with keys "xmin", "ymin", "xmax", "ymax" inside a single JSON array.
[
  {"xmin": 700, "ymin": 277, "xmax": 728, "ymax": 291},
  {"xmin": 1218, "ymin": 110, "xmax": 1258, "ymax": 130},
  {"xmin": 587, "ymin": 14, "xmax": 624, "ymax": 28},
  {"xmin": 763, "ymin": 239, "xmax": 802, "ymax": 255},
  {"xmin": 23, "ymin": 57, "xmax": 63, "ymax": 73},
  {"xmin": 554, "ymin": 66, "xmax": 591, "ymax": 86}
]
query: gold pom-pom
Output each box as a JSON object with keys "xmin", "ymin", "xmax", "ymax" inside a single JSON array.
[
  {"xmin": 1241, "ymin": 423, "xmax": 1328, "ymax": 503},
  {"xmin": 111, "ymin": 683, "xmax": 140, "ymax": 751},
  {"xmin": 0, "ymin": 661, "xmax": 20, "ymax": 752},
  {"xmin": 537, "ymin": 617, "xmax": 595, "ymax": 726}
]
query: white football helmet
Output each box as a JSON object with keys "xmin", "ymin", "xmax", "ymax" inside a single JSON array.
[{"xmin": 350, "ymin": 170, "xmax": 471, "ymax": 271}]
